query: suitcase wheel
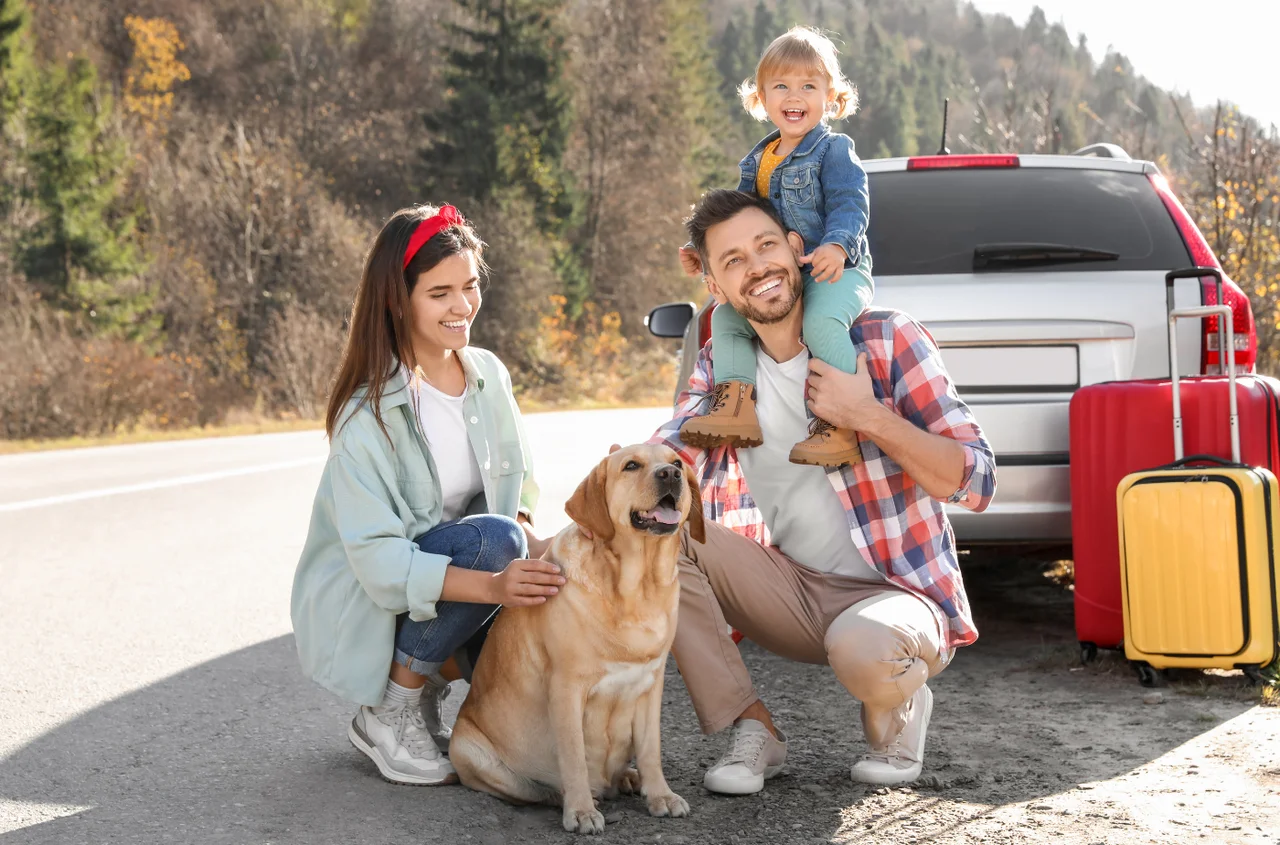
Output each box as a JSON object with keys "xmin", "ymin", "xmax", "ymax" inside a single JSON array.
[
  {"xmin": 1079, "ymin": 642, "xmax": 1098, "ymax": 665},
  {"xmin": 1242, "ymin": 665, "xmax": 1266, "ymax": 686},
  {"xmin": 1132, "ymin": 662, "xmax": 1164, "ymax": 688}
]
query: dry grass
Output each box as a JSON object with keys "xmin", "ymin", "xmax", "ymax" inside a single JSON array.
[
  {"xmin": 0, "ymin": 415, "xmax": 325, "ymax": 454},
  {"xmin": 518, "ymin": 397, "xmax": 669, "ymax": 414}
]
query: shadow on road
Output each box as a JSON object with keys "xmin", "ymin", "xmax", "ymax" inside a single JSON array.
[{"xmin": 1, "ymin": 556, "xmax": 1258, "ymax": 844}]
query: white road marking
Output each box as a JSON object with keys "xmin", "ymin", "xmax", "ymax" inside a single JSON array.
[{"xmin": 0, "ymin": 456, "xmax": 326, "ymax": 513}]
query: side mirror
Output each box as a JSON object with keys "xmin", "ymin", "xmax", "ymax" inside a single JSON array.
[{"xmin": 645, "ymin": 302, "xmax": 695, "ymax": 339}]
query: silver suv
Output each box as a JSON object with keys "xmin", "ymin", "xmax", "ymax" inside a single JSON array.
[{"xmin": 646, "ymin": 144, "xmax": 1258, "ymax": 551}]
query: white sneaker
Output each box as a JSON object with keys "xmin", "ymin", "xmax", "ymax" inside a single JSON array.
[
  {"xmin": 850, "ymin": 684, "xmax": 933, "ymax": 785},
  {"xmin": 348, "ymin": 702, "xmax": 457, "ymax": 786},
  {"xmin": 420, "ymin": 680, "xmax": 452, "ymax": 753},
  {"xmin": 702, "ymin": 719, "xmax": 787, "ymax": 795}
]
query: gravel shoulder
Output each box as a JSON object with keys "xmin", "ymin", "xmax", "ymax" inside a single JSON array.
[{"xmin": 2, "ymin": 556, "xmax": 1275, "ymax": 844}]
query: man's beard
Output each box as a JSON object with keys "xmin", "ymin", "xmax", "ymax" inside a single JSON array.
[{"xmin": 729, "ymin": 264, "xmax": 802, "ymax": 325}]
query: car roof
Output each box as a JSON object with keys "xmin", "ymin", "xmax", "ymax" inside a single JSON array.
[{"xmin": 862, "ymin": 154, "xmax": 1158, "ymax": 175}]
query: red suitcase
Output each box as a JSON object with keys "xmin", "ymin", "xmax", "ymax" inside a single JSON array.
[{"xmin": 1069, "ymin": 268, "xmax": 1280, "ymax": 661}]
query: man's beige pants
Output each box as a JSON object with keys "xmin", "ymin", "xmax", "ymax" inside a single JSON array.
[{"xmin": 674, "ymin": 520, "xmax": 948, "ymax": 749}]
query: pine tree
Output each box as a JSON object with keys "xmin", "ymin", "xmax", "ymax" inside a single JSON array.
[
  {"xmin": 22, "ymin": 56, "xmax": 152, "ymax": 338},
  {"xmin": 1051, "ymin": 108, "xmax": 1085, "ymax": 154},
  {"xmin": 870, "ymin": 80, "xmax": 918, "ymax": 159},
  {"xmin": 773, "ymin": 0, "xmax": 801, "ymax": 33},
  {"xmin": 0, "ymin": 0, "xmax": 33, "ymax": 124},
  {"xmin": 422, "ymin": 0, "xmax": 587, "ymax": 320},
  {"xmin": 750, "ymin": 0, "xmax": 775, "ymax": 57},
  {"xmin": 422, "ymin": 0, "xmax": 573, "ymax": 233},
  {"xmin": 1135, "ymin": 85, "xmax": 1163, "ymax": 159},
  {"xmin": 663, "ymin": 0, "xmax": 736, "ymax": 192},
  {"xmin": 0, "ymin": 0, "xmax": 35, "ymax": 236},
  {"xmin": 910, "ymin": 48, "xmax": 953, "ymax": 155},
  {"xmin": 714, "ymin": 9, "xmax": 759, "ymax": 146}
]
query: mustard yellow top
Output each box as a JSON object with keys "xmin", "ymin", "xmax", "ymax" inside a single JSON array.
[{"xmin": 755, "ymin": 138, "xmax": 785, "ymax": 198}]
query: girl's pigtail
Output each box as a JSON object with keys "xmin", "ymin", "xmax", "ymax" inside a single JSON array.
[
  {"xmin": 738, "ymin": 78, "xmax": 769, "ymax": 122},
  {"xmin": 829, "ymin": 83, "xmax": 859, "ymax": 121}
]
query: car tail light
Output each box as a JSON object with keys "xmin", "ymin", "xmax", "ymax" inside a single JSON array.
[
  {"xmin": 906, "ymin": 154, "xmax": 1020, "ymax": 170},
  {"xmin": 1148, "ymin": 172, "xmax": 1257, "ymax": 375}
]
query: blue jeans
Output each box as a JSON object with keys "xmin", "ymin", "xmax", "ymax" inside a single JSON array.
[{"xmin": 393, "ymin": 514, "xmax": 527, "ymax": 679}]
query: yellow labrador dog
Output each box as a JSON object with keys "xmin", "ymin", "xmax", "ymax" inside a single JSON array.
[{"xmin": 450, "ymin": 444, "xmax": 704, "ymax": 834}]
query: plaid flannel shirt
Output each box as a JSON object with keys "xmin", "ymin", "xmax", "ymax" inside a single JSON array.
[{"xmin": 648, "ymin": 307, "xmax": 996, "ymax": 654}]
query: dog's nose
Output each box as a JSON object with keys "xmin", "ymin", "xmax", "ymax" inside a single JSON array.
[{"xmin": 655, "ymin": 464, "xmax": 682, "ymax": 483}]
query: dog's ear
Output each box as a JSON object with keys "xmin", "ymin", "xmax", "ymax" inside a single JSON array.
[
  {"xmin": 684, "ymin": 466, "xmax": 706, "ymax": 544},
  {"xmin": 565, "ymin": 460, "xmax": 615, "ymax": 542}
]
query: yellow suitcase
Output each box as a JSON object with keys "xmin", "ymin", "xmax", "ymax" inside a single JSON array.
[{"xmin": 1116, "ymin": 302, "xmax": 1280, "ymax": 686}]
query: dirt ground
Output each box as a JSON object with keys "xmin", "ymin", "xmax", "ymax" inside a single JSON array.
[{"xmin": 435, "ymin": 554, "xmax": 1279, "ymax": 845}]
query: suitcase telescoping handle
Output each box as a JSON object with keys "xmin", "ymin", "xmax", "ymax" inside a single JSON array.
[
  {"xmin": 1164, "ymin": 266, "xmax": 1224, "ymax": 319},
  {"xmin": 1164, "ymin": 267, "xmax": 1229, "ymax": 411},
  {"xmin": 1167, "ymin": 288, "xmax": 1238, "ymax": 463}
]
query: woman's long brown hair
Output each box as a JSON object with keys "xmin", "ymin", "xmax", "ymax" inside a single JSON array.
[{"xmin": 325, "ymin": 204, "xmax": 486, "ymax": 442}]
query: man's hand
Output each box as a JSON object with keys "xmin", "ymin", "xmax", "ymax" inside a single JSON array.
[
  {"xmin": 678, "ymin": 246, "xmax": 703, "ymax": 277},
  {"xmin": 799, "ymin": 243, "xmax": 847, "ymax": 284},
  {"xmin": 487, "ymin": 559, "xmax": 566, "ymax": 606},
  {"xmin": 808, "ymin": 353, "xmax": 968, "ymax": 499},
  {"xmin": 805, "ymin": 354, "xmax": 889, "ymax": 432}
]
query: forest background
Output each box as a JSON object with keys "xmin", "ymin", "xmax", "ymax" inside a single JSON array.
[{"xmin": 2, "ymin": 0, "xmax": 1278, "ymax": 441}]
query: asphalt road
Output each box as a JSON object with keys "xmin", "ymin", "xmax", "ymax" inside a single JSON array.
[
  {"xmin": 0, "ymin": 408, "xmax": 670, "ymax": 841},
  {"xmin": 2, "ymin": 408, "xmax": 1276, "ymax": 845}
]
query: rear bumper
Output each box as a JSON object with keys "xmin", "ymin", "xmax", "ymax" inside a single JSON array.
[{"xmin": 947, "ymin": 464, "xmax": 1071, "ymax": 543}]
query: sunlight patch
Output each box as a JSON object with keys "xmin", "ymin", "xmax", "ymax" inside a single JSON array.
[{"xmin": 0, "ymin": 800, "xmax": 93, "ymax": 834}]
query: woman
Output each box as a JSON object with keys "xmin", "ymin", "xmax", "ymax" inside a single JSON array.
[{"xmin": 291, "ymin": 204, "xmax": 566, "ymax": 786}]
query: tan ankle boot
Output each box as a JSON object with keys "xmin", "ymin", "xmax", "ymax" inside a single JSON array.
[
  {"xmin": 788, "ymin": 418, "xmax": 863, "ymax": 467},
  {"xmin": 680, "ymin": 380, "xmax": 763, "ymax": 449}
]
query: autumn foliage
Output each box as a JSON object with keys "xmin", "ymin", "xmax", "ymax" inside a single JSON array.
[
  {"xmin": 122, "ymin": 15, "xmax": 190, "ymax": 136},
  {"xmin": 3, "ymin": 0, "xmax": 1280, "ymax": 440},
  {"xmin": 1169, "ymin": 103, "xmax": 1280, "ymax": 375}
]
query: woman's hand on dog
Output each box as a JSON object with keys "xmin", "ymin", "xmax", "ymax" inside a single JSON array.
[{"xmin": 488, "ymin": 559, "xmax": 566, "ymax": 606}]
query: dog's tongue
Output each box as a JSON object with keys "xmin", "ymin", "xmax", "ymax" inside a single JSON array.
[{"xmin": 642, "ymin": 506, "xmax": 681, "ymax": 525}]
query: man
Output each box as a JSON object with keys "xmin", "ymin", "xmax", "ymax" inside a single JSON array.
[{"xmin": 647, "ymin": 189, "xmax": 995, "ymax": 794}]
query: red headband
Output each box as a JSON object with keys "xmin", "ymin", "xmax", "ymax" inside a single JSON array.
[{"xmin": 403, "ymin": 205, "xmax": 463, "ymax": 269}]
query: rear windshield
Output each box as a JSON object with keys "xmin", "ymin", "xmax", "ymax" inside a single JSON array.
[{"xmin": 864, "ymin": 168, "xmax": 1192, "ymax": 276}]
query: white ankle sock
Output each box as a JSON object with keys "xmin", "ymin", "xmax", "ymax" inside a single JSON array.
[{"xmin": 381, "ymin": 680, "xmax": 424, "ymax": 709}]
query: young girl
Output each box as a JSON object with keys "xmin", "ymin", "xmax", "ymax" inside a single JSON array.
[
  {"xmin": 291, "ymin": 204, "xmax": 564, "ymax": 786},
  {"xmin": 679, "ymin": 26, "xmax": 873, "ymax": 468}
]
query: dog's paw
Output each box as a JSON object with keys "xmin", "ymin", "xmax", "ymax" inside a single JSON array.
[
  {"xmin": 562, "ymin": 806, "xmax": 606, "ymax": 834},
  {"xmin": 616, "ymin": 767, "xmax": 642, "ymax": 795},
  {"xmin": 646, "ymin": 791, "xmax": 690, "ymax": 819}
]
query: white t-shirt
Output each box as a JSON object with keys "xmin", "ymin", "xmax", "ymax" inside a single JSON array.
[
  {"xmin": 736, "ymin": 346, "xmax": 880, "ymax": 581},
  {"xmin": 408, "ymin": 372, "xmax": 485, "ymax": 523}
]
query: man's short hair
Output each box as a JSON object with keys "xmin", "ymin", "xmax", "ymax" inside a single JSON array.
[{"xmin": 685, "ymin": 189, "xmax": 789, "ymax": 270}]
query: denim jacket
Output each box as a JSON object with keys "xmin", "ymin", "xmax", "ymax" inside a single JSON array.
[
  {"xmin": 737, "ymin": 122, "xmax": 870, "ymax": 268},
  {"xmin": 290, "ymin": 347, "xmax": 539, "ymax": 705}
]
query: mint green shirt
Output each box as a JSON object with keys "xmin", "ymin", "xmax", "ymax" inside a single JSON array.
[{"xmin": 290, "ymin": 347, "xmax": 538, "ymax": 705}]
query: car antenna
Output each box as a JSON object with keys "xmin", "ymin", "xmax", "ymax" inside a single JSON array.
[{"xmin": 937, "ymin": 97, "xmax": 950, "ymax": 155}]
